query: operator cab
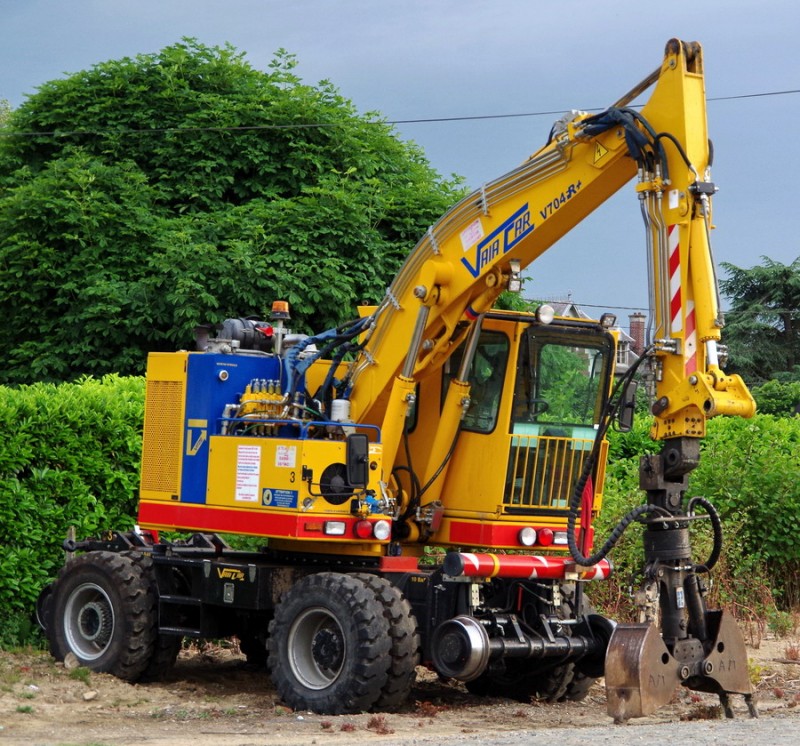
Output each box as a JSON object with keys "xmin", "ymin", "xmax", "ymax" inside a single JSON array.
[{"xmin": 410, "ymin": 310, "xmax": 616, "ymax": 550}]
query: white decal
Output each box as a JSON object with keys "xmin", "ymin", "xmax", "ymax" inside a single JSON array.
[
  {"xmin": 460, "ymin": 219, "xmax": 484, "ymax": 251},
  {"xmin": 275, "ymin": 444, "xmax": 297, "ymax": 468},
  {"xmin": 668, "ymin": 189, "xmax": 679, "ymax": 210},
  {"xmin": 235, "ymin": 445, "xmax": 261, "ymax": 502}
]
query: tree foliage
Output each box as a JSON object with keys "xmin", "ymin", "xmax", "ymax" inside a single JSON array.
[
  {"xmin": 751, "ymin": 378, "xmax": 800, "ymax": 416},
  {"xmin": 720, "ymin": 257, "xmax": 800, "ymax": 384},
  {"xmin": 0, "ymin": 40, "xmax": 464, "ymax": 384}
]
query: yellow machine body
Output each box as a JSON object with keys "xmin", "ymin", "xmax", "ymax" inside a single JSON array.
[{"xmin": 137, "ymin": 351, "xmax": 389, "ymax": 550}]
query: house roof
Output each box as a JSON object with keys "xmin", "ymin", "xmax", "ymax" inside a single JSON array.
[{"xmin": 540, "ymin": 299, "xmax": 635, "ymax": 342}]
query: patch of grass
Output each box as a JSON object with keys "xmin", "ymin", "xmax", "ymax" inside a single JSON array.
[
  {"xmin": 0, "ymin": 665, "xmax": 21, "ymax": 688},
  {"xmin": 16, "ymin": 704, "xmax": 34, "ymax": 714},
  {"xmin": 68, "ymin": 666, "xmax": 91, "ymax": 685},
  {"xmin": 748, "ymin": 660, "xmax": 764, "ymax": 687},
  {"xmin": 767, "ymin": 608, "xmax": 796, "ymax": 637}
]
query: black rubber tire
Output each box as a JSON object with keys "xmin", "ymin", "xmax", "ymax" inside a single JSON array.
[
  {"xmin": 464, "ymin": 660, "xmax": 572, "ymax": 703},
  {"xmin": 49, "ymin": 551, "xmax": 156, "ymax": 681},
  {"xmin": 561, "ymin": 670, "xmax": 595, "ymax": 702},
  {"xmin": 238, "ymin": 633, "xmax": 268, "ymax": 667},
  {"xmin": 532, "ymin": 662, "xmax": 575, "ymax": 702},
  {"xmin": 267, "ymin": 572, "xmax": 391, "ymax": 714},
  {"xmin": 352, "ymin": 573, "xmax": 420, "ymax": 710},
  {"xmin": 558, "ymin": 584, "xmax": 600, "ymax": 702},
  {"xmin": 139, "ymin": 634, "xmax": 182, "ymax": 682},
  {"xmin": 120, "ymin": 551, "xmax": 183, "ymax": 682}
]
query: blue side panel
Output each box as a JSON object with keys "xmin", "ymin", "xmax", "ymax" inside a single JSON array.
[{"xmin": 180, "ymin": 353, "xmax": 283, "ymax": 504}]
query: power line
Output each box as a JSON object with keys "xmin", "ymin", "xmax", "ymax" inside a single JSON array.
[
  {"xmin": 552, "ymin": 300, "xmax": 650, "ymax": 312},
  {"xmin": 1, "ymin": 87, "xmax": 798, "ymax": 139}
]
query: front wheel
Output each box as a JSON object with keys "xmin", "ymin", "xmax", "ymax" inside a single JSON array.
[
  {"xmin": 267, "ymin": 572, "xmax": 391, "ymax": 714},
  {"xmin": 352, "ymin": 573, "xmax": 420, "ymax": 710},
  {"xmin": 48, "ymin": 551, "xmax": 157, "ymax": 681}
]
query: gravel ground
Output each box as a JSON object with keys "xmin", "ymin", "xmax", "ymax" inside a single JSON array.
[{"xmin": 1, "ymin": 635, "xmax": 798, "ymax": 746}]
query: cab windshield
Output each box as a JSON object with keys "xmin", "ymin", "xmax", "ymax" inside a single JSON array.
[{"xmin": 512, "ymin": 329, "xmax": 612, "ymax": 432}]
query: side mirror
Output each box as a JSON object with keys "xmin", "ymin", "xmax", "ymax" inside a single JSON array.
[
  {"xmin": 618, "ymin": 381, "xmax": 638, "ymax": 433},
  {"xmin": 346, "ymin": 433, "xmax": 369, "ymax": 487}
]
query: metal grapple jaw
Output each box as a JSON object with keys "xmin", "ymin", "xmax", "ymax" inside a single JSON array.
[
  {"xmin": 603, "ymin": 438, "xmax": 759, "ymax": 723},
  {"xmin": 605, "ymin": 608, "xmax": 757, "ymax": 721}
]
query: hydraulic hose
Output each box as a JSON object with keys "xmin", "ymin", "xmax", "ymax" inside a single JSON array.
[
  {"xmin": 686, "ymin": 495, "xmax": 723, "ymax": 573},
  {"xmin": 566, "ymin": 345, "xmax": 670, "ymax": 566}
]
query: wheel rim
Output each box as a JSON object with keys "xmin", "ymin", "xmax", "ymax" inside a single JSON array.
[
  {"xmin": 63, "ymin": 582, "xmax": 115, "ymax": 661},
  {"xmin": 287, "ymin": 606, "xmax": 346, "ymax": 690}
]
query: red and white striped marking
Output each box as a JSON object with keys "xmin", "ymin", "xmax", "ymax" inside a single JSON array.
[
  {"xmin": 447, "ymin": 552, "xmax": 612, "ymax": 581},
  {"xmin": 668, "ymin": 224, "xmax": 682, "ymax": 334},
  {"xmin": 684, "ymin": 299, "xmax": 698, "ymax": 375},
  {"xmin": 668, "ymin": 224, "xmax": 699, "ymax": 376}
]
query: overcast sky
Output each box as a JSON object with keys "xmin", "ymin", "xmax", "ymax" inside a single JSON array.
[{"xmin": 1, "ymin": 0, "xmax": 798, "ymax": 321}]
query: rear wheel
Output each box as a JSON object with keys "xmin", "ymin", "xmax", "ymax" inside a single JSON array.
[
  {"xmin": 267, "ymin": 572, "xmax": 391, "ymax": 714},
  {"xmin": 121, "ymin": 551, "xmax": 183, "ymax": 682},
  {"xmin": 49, "ymin": 551, "xmax": 156, "ymax": 681}
]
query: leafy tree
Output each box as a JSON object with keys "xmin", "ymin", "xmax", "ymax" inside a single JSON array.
[
  {"xmin": 0, "ymin": 99, "xmax": 10, "ymax": 127},
  {"xmin": 0, "ymin": 40, "xmax": 464, "ymax": 383},
  {"xmin": 751, "ymin": 378, "xmax": 800, "ymax": 416},
  {"xmin": 720, "ymin": 257, "xmax": 800, "ymax": 384}
]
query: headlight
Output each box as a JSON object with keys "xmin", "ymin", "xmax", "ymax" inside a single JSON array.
[
  {"xmin": 536, "ymin": 304, "xmax": 555, "ymax": 325},
  {"xmin": 518, "ymin": 527, "xmax": 537, "ymax": 546}
]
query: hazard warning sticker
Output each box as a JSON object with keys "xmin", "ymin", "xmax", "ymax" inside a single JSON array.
[{"xmin": 593, "ymin": 142, "xmax": 609, "ymax": 164}]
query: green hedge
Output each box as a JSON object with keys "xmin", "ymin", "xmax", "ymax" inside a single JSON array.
[
  {"xmin": 596, "ymin": 414, "xmax": 800, "ymax": 617},
  {"xmin": 0, "ymin": 375, "xmax": 143, "ymax": 645},
  {"xmin": 1, "ymin": 374, "xmax": 797, "ymax": 646}
]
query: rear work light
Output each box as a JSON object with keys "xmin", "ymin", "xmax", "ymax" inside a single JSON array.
[{"xmin": 323, "ymin": 521, "xmax": 347, "ymax": 536}]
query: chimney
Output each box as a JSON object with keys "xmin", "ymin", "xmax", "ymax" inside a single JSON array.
[{"xmin": 629, "ymin": 312, "xmax": 646, "ymax": 356}]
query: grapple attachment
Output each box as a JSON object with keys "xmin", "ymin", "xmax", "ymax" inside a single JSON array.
[
  {"xmin": 605, "ymin": 610, "xmax": 755, "ymax": 722},
  {"xmin": 605, "ymin": 622, "xmax": 680, "ymax": 720}
]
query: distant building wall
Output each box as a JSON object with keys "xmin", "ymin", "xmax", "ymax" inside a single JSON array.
[{"xmin": 629, "ymin": 312, "xmax": 646, "ymax": 356}]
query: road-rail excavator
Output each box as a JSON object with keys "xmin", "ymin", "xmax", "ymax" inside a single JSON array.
[{"xmin": 39, "ymin": 39, "xmax": 758, "ymax": 721}]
